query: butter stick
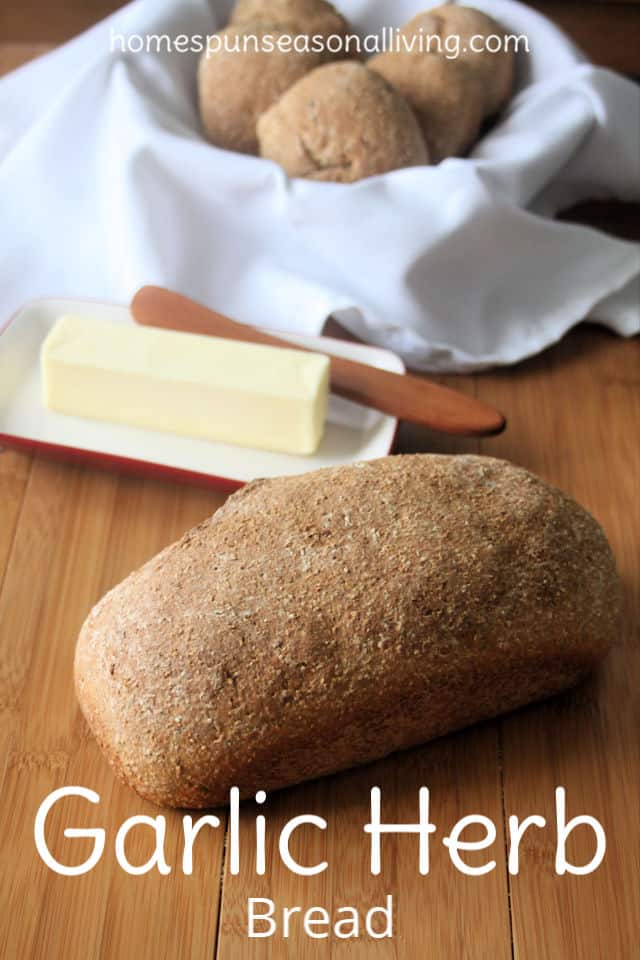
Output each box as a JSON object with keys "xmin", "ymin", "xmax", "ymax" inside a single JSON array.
[{"xmin": 41, "ymin": 315, "xmax": 330, "ymax": 455}]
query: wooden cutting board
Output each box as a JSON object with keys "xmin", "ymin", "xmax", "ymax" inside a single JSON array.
[{"xmin": 0, "ymin": 35, "xmax": 638, "ymax": 960}]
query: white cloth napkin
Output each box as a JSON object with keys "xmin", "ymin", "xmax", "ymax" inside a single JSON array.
[{"xmin": 1, "ymin": 0, "xmax": 638, "ymax": 371}]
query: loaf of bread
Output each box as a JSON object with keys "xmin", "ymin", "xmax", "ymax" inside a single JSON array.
[{"xmin": 75, "ymin": 455, "xmax": 620, "ymax": 808}]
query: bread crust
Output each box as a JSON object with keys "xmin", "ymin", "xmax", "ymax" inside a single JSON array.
[
  {"xmin": 75, "ymin": 455, "xmax": 620, "ymax": 808},
  {"xmin": 370, "ymin": 6, "xmax": 515, "ymax": 162},
  {"xmin": 428, "ymin": 5, "xmax": 516, "ymax": 115},
  {"xmin": 257, "ymin": 61, "xmax": 429, "ymax": 182},
  {"xmin": 369, "ymin": 49, "xmax": 484, "ymax": 163},
  {"xmin": 198, "ymin": 22, "xmax": 323, "ymax": 154},
  {"xmin": 230, "ymin": 0, "xmax": 356, "ymax": 58}
]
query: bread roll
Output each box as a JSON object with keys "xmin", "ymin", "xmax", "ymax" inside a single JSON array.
[
  {"xmin": 230, "ymin": 0, "xmax": 356, "ymax": 58},
  {"xmin": 369, "ymin": 48, "xmax": 485, "ymax": 163},
  {"xmin": 370, "ymin": 6, "xmax": 515, "ymax": 161},
  {"xmin": 257, "ymin": 61, "xmax": 429, "ymax": 182},
  {"xmin": 428, "ymin": 4, "xmax": 516, "ymax": 115},
  {"xmin": 198, "ymin": 22, "xmax": 323, "ymax": 154},
  {"xmin": 75, "ymin": 455, "xmax": 620, "ymax": 808}
]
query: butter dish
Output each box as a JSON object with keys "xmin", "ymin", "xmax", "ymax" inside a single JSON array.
[
  {"xmin": 0, "ymin": 298, "xmax": 402, "ymax": 489},
  {"xmin": 41, "ymin": 313, "xmax": 330, "ymax": 456}
]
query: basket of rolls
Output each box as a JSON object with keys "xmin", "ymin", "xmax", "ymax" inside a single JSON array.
[{"xmin": 198, "ymin": 0, "xmax": 517, "ymax": 180}]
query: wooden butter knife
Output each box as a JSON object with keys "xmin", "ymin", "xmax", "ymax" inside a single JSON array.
[{"xmin": 131, "ymin": 286, "xmax": 506, "ymax": 437}]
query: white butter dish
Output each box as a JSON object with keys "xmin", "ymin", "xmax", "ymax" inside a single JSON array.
[{"xmin": 0, "ymin": 298, "xmax": 402, "ymax": 489}]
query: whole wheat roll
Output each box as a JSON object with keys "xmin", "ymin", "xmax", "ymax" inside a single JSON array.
[
  {"xmin": 230, "ymin": 0, "xmax": 355, "ymax": 57},
  {"xmin": 257, "ymin": 61, "xmax": 429, "ymax": 182},
  {"xmin": 369, "ymin": 49, "xmax": 485, "ymax": 163},
  {"xmin": 75, "ymin": 455, "xmax": 620, "ymax": 808},
  {"xmin": 198, "ymin": 22, "xmax": 324, "ymax": 154},
  {"xmin": 428, "ymin": 4, "xmax": 516, "ymax": 116}
]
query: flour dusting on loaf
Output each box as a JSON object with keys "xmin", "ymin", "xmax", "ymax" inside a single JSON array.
[{"xmin": 75, "ymin": 455, "xmax": 620, "ymax": 808}]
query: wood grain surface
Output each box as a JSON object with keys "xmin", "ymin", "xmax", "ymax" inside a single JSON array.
[{"xmin": 1, "ymin": 23, "xmax": 639, "ymax": 960}]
